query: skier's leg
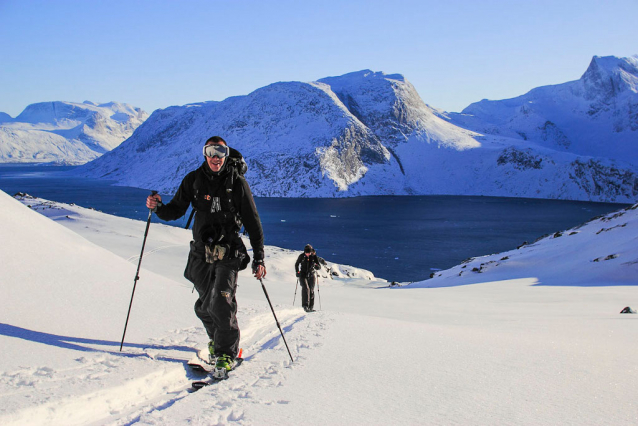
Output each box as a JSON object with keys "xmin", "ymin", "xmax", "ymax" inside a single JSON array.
[
  {"xmin": 185, "ymin": 242, "xmax": 217, "ymax": 339},
  {"xmin": 307, "ymin": 275, "xmax": 316, "ymax": 311},
  {"xmin": 300, "ymin": 276, "xmax": 309, "ymax": 310},
  {"xmin": 209, "ymin": 259, "xmax": 240, "ymax": 359}
]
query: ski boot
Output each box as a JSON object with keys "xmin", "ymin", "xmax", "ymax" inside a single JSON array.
[
  {"xmin": 208, "ymin": 340, "xmax": 217, "ymax": 364},
  {"xmin": 212, "ymin": 354, "xmax": 235, "ymax": 379}
]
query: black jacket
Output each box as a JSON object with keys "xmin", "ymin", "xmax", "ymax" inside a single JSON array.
[
  {"xmin": 155, "ymin": 160, "xmax": 265, "ymax": 261},
  {"xmin": 295, "ymin": 253, "xmax": 321, "ymax": 277}
]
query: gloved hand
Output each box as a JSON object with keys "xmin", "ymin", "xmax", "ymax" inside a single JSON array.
[
  {"xmin": 252, "ymin": 259, "xmax": 266, "ymax": 280},
  {"xmin": 296, "ymin": 271, "xmax": 300, "ymax": 277}
]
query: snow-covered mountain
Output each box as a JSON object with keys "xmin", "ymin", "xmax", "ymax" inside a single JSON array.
[
  {"xmin": 77, "ymin": 59, "xmax": 637, "ymax": 202},
  {"xmin": 448, "ymin": 56, "xmax": 638, "ymax": 165},
  {"xmin": 0, "ymin": 101, "xmax": 148, "ymax": 165}
]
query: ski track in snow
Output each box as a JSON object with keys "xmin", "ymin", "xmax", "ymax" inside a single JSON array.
[
  {"xmin": 0, "ymin": 307, "xmax": 329, "ymax": 426},
  {"xmin": 125, "ymin": 244, "xmax": 184, "ymax": 263},
  {"xmin": 119, "ymin": 308, "xmax": 332, "ymax": 426}
]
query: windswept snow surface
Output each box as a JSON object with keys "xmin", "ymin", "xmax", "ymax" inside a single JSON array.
[{"xmin": 1, "ymin": 191, "xmax": 637, "ymax": 425}]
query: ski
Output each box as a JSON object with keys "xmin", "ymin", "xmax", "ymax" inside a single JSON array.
[
  {"xmin": 191, "ymin": 358, "xmax": 244, "ymax": 391},
  {"xmin": 187, "ymin": 348, "xmax": 215, "ymax": 373}
]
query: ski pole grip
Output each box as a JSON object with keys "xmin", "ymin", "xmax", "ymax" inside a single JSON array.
[{"xmin": 148, "ymin": 190, "xmax": 159, "ymax": 214}]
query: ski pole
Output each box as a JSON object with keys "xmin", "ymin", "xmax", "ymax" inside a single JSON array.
[
  {"xmin": 260, "ymin": 278, "xmax": 294, "ymax": 363},
  {"xmin": 293, "ymin": 277, "xmax": 299, "ymax": 305},
  {"xmin": 120, "ymin": 190, "xmax": 157, "ymax": 351},
  {"xmin": 316, "ymin": 273, "xmax": 321, "ymax": 311}
]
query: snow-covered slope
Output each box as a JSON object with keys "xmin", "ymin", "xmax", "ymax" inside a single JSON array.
[
  {"xmin": 449, "ymin": 56, "xmax": 638, "ymax": 165},
  {"xmin": 76, "ymin": 63, "xmax": 637, "ymax": 202},
  {"xmin": 2, "ymin": 192, "xmax": 637, "ymax": 424},
  {"xmin": 0, "ymin": 101, "xmax": 148, "ymax": 164},
  {"xmin": 425, "ymin": 203, "xmax": 638, "ymax": 287}
]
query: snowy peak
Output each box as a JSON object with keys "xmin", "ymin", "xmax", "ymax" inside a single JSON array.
[
  {"xmin": 319, "ymin": 70, "xmax": 424, "ymax": 137},
  {"xmin": 581, "ymin": 55, "xmax": 638, "ymax": 99},
  {"xmin": 318, "ymin": 70, "xmax": 406, "ymax": 90},
  {"xmin": 16, "ymin": 101, "xmax": 90, "ymax": 125},
  {"xmin": 15, "ymin": 101, "xmax": 146, "ymax": 126},
  {"xmin": 318, "ymin": 70, "xmax": 479, "ymax": 149},
  {"xmin": 452, "ymin": 55, "xmax": 638, "ymax": 166}
]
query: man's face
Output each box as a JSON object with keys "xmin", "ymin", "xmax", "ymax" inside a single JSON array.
[{"xmin": 205, "ymin": 142, "xmax": 227, "ymax": 173}]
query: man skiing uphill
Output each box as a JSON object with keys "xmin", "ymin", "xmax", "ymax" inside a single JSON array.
[
  {"xmin": 295, "ymin": 244, "xmax": 321, "ymax": 312},
  {"xmin": 146, "ymin": 136, "xmax": 266, "ymax": 378}
]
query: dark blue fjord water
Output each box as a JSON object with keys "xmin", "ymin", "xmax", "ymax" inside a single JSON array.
[{"xmin": 0, "ymin": 164, "xmax": 628, "ymax": 282}]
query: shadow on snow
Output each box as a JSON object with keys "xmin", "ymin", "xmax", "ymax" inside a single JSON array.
[{"xmin": 0, "ymin": 322, "xmax": 195, "ymax": 364}]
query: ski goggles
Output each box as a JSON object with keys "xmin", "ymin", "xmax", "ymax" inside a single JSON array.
[{"xmin": 203, "ymin": 144, "xmax": 229, "ymax": 159}]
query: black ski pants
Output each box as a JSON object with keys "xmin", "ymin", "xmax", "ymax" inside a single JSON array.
[
  {"xmin": 184, "ymin": 241, "xmax": 241, "ymax": 359},
  {"xmin": 300, "ymin": 274, "xmax": 316, "ymax": 310}
]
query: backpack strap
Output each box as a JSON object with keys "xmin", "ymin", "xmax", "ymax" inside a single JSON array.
[
  {"xmin": 225, "ymin": 165, "xmax": 237, "ymax": 213},
  {"xmin": 184, "ymin": 208, "xmax": 196, "ymax": 229},
  {"xmin": 184, "ymin": 168, "xmax": 206, "ymax": 230}
]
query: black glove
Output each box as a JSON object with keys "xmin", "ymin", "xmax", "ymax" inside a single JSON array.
[
  {"xmin": 296, "ymin": 271, "xmax": 300, "ymax": 277},
  {"xmin": 252, "ymin": 258, "xmax": 265, "ymax": 274}
]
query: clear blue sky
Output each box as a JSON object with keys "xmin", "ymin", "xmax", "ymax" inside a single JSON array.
[{"xmin": 1, "ymin": 0, "xmax": 636, "ymax": 117}]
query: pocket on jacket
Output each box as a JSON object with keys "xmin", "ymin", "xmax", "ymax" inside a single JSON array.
[{"xmin": 184, "ymin": 241, "xmax": 206, "ymax": 284}]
